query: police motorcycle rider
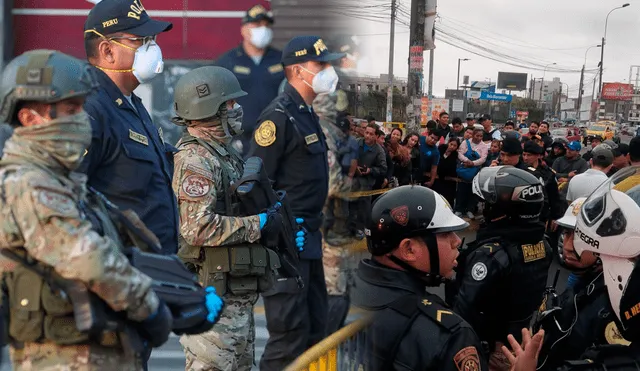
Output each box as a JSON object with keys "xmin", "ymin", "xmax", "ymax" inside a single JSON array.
[
  {"xmin": 503, "ymin": 166, "xmax": 640, "ymax": 370},
  {"xmin": 171, "ymin": 66, "xmax": 306, "ymax": 370},
  {"xmin": 0, "ymin": 50, "xmax": 222, "ymax": 370},
  {"xmin": 451, "ymin": 166, "xmax": 552, "ymax": 370},
  {"xmin": 531, "ymin": 197, "xmax": 620, "ymax": 370},
  {"xmin": 352, "ymin": 185, "xmax": 488, "ymax": 371}
]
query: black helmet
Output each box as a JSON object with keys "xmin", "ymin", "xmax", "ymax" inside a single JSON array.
[
  {"xmin": 366, "ymin": 185, "xmax": 468, "ymax": 285},
  {"xmin": 472, "ymin": 166, "xmax": 544, "ymax": 223}
]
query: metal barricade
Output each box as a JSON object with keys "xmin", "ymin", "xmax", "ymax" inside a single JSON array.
[{"xmin": 284, "ymin": 316, "xmax": 372, "ymax": 371}]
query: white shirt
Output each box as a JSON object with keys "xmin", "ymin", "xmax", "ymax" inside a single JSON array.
[{"xmin": 566, "ymin": 168, "xmax": 609, "ymax": 202}]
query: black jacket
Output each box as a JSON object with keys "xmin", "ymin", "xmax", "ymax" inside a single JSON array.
[
  {"xmin": 352, "ymin": 259, "xmax": 488, "ymax": 371},
  {"xmin": 452, "ymin": 222, "xmax": 552, "ymax": 347},
  {"xmin": 535, "ymin": 271, "xmax": 617, "ymax": 370}
]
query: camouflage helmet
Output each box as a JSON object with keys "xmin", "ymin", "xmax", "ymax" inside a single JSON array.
[
  {"xmin": 173, "ymin": 66, "xmax": 247, "ymax": 121},
  {"xmin": 0, "ymin": 49, "xmax": 98, "ymax": 124}
]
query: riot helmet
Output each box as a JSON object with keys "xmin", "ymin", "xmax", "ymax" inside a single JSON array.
[
  {"xmin": 173, "ymin": 66, "xmax": 247, "ymax": 121},
  {"xmin": 0, "ymin": 49, "xmax": 98, "ymax": 125},
  {"xmin": 573, "ymin": 166, "xmax": 640, "ymax": 341},
  {"xmin": 472, "ymin": 166, "xmax": 544, "ymax": 223},
  {"xmin": 366, "ymin": 185, "xmax": 468, "ymax": 286}
]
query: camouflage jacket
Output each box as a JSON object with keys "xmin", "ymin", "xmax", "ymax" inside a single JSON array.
[
  {"xmin": 0, "ymin": 135, "xmax": 158, "ymax": 322},
  {"xmin": 314, "ymin": 92, "xmax": 353, "ymax": 199},
  {"xmin": 173, "ymin": 129, "xmax": 261, "ymax": 247}
]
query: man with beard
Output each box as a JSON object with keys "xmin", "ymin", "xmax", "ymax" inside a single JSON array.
[{"xmin": 552, "ymin": 141, "xmax": 589, "ymax": 201}]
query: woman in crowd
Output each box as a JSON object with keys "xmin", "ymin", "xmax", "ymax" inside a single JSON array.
[
  {"xmin": 484, "ymin": 139, "xmax": 501, "ymax": 167},
  {"xmin": 386, "ymin": 127, "xmax": 412, "ymax": 185},
  {"xmin": 402, "ymin": 131, "xmax": 422, "ymax": 184},
  {"xmin": 434, "ymin": 137, "xmax": 460, "ymax": 206}
]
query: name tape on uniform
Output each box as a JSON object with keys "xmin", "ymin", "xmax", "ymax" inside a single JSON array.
[
  {"xmin": 304, "ymin": 133, "xmax": 319, "ymax": 145},
  {"xmin": 129, "ymin": 129, "xmax": 149, "ymax": 146}
]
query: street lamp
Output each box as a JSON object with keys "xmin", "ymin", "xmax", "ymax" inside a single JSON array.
[
  {"xmin": 539, "ymin": 62, "xmax": 557, "ymax": 103},
  {"xmin": 457, "ymin": 58, "xmax": 470, "ymax": 91},
  {"xmin": 598, "ymin": 3, "xmax": 630, "ymax": 98}
]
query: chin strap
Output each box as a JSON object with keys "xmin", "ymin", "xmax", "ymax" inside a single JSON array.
[{"xmin": 387, "ymin": 233, "xmax": 446, "ymax": 287}]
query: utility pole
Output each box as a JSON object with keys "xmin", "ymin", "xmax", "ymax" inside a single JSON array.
[
  {"xmin": 577, "ymin": 66, "xmax": 585, "ymax": 123},
  {"xmin": 407, "ymin": 0, "xmax": 425, "ymax": 131},
  {"xmin": 428, "ymin": 50, "xmax": 434, "ymax": 98},
  {"xmin": 385, "ymin": 0, "xmax": 396, "ymax": 123}
]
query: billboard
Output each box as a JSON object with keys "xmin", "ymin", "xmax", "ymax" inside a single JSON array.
[
  {"xmin": 497, "ymin": 72, "xmax": 528, "ymax": 91},
  {"xmin": 602, "ymin": 83, "xmax": 634, "ymax": 101}
]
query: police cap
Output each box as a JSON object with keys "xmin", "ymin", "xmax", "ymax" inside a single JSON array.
[
  {"xmin": 523, "ymin": 141, "xmax": 544, "ymax": 155},
  {"xmin": 502, "ymin": 137, "xmax": 523, "ymax": 155},
  {"xmin": 281, "ymin": 36, "xmax": 345, "ymax": 66},
  {"xmin": 84, "ymin": 0, "xmax": 173, "ymax": 38},
  {"xmin": 242, "ymin": 4, "xmax": 274, "ymax": 24}
]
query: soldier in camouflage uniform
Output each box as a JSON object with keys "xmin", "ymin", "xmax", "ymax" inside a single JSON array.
[
  {"xmin": 313, "ymin": 35, "xmax": 362, "ymax": 334},
  {"xmin": 172, "ymin": 66, "xmax": 288, "ymax": 371},
  {"xmin": 0, "ymin": 50, "xmax": 175, "ymax": 370}
]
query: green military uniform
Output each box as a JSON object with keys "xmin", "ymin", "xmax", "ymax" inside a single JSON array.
[
  {"xmin": 171, "ymin": 66, "xmax": 275, "ymax": 371},
  {"xmin": 0, "ymin": 50, "xmax": 163, "ymax": 371}
]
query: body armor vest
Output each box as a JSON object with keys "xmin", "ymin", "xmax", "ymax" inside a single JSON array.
[{"xmin": 176, "ymin": 134, "xmax": 278, "ymax": 297}]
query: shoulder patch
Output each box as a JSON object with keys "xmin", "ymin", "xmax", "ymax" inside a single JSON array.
[
  {"xmin": 604, "ymin": 321, "xmax": 631, "ymax": 346},
  {"xmin": 255, "ymin": 120, "xmax": 277, "ymax": 147},
  {"xmin": 453, "ymin": 346, "xmax": 481, "ymax": 371},
  {"xmin": 471, "ymin": 262, "xmax": 488, "ymax": 281},
  {"xmin": 36, "ymin": 190, "xmax": 78, "ymax": 218},
  {"xmin": 181, "ymin": 175, "xmax": 212, "ymax": 198}
]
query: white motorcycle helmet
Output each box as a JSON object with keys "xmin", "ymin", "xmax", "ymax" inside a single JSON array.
[{"xmin": 573, "ymin": 166, "xmax": 640, "ymax": 340}]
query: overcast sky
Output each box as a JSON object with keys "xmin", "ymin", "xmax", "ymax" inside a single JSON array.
[{"xmin": 354, "ymin": 0, "xmax": 640, "ymax": 98}]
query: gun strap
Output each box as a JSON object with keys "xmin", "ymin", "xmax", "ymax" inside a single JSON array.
[{"xmin": 87, "ymin": 188, "xmax": 163, "ymax": 254}]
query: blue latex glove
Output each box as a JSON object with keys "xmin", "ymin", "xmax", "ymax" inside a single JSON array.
[
  {"xmin": 259, "ymin": 202, "xmax": 282, "ymax": 230},
  {"xmin": 295, "ymin": 217, "xmax": 307, "ymax": 252},
  {"xmin": 205, "ymin": 286, "xmax": 224, "ymax": 323}
]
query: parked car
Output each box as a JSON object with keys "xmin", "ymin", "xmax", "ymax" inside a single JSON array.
[{"xmin": 551, "ymin": 128, "xmax": 581, "ymax": 143}]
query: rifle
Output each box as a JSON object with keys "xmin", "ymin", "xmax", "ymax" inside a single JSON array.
[
  {"xmin": 232, "ymin": 157, "xmax": 304, "ymax": 288},
  {"xmin": 91, "ymin": 188, "xmax": 216, "ymax": 335},
  {"xmin": 0, "ymin": 248, "xmax": 145, "ymax": 359}
]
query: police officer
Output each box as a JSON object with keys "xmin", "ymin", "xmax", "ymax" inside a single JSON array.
[
  {"xmin": 504, "ymin": 167, "xmax": 640, "ymax": 370},
  {"xmin": 0, "ymin": 49, "xmax": 174, "ymax": 371},
  {"xmin": 80, "ymin": 0, "xmax": 179, "ymax": 254},
  {"xmin": 531, "ymin": 197, "xmax": 618, "ymax": 370},
  {"xmin": 216, "ymin": 4, "xmax": 284, "ymax": 155},
  {"xmin": 452, "ymin": 166, "xmax": 552, "ymax": 369},
  {"xmin": 522, "ymin": 141, "xmax": 563, "ymax": 225},
  {"xmin": 246, "ymin": 35, "xmax": 344, "ymax": 370},
  {"xmin": 170, "ymin": 66, "xmax": 301, "ymax": 371},
  {"xmin": 352, "ymin": 186, "xmax": 487, "ymax": 370}
]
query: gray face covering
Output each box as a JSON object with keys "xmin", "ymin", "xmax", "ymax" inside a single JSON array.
[{"xmin": 227, "ymin": 103, "xmax": 244, "ymax": 136}]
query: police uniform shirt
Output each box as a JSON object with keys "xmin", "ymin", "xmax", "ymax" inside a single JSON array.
[
  {"xmin": 216, "ymin": 46, "xmax": 284, "ymax": 145},
  {"xmin": 79, "ymin": 68, "xmax": 179, "ymax": 254},
  {"xmin": 246, "ymin": 82, "xmax": 329, "ymax": 259}
]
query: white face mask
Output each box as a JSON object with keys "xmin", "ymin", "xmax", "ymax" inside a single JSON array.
[
  {"xmin": 300, "ymin": 65, "xmax": 339, "ymax": 95},
  {"xmin": 132, "ymin": 41, "xmax": 164, "ymax": 84},
  {"xmin": 250, "ymin": 26, "xmax": 273, "ymax": 49},
  {"xmin": 227, "ymin": 103, "xmax": 244, "ymax": 136}
]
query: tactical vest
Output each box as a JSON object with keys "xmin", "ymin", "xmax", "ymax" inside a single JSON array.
[
  {"xmin": 176, "ymin": 134, "xmax": 279, "ymax": 297},
  {"xmin": 0, "ymin": 163, "xmax": 125, "ymax": 348}
]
